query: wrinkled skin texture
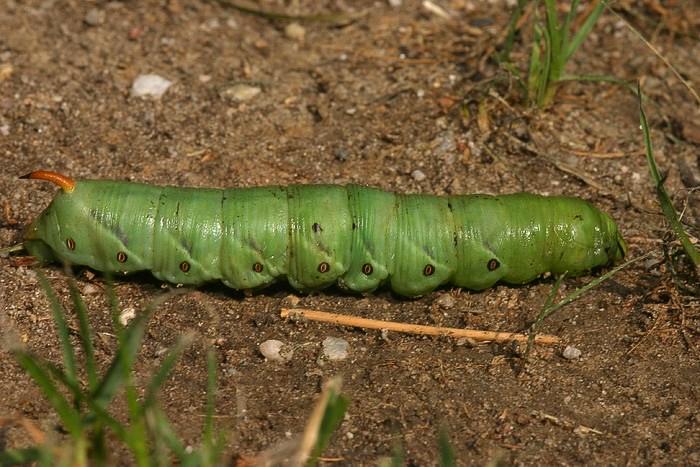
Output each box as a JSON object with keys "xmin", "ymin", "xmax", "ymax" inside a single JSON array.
[{"xmin": 25, "ymin": 176, "xmax": 626, "ymax": 297}]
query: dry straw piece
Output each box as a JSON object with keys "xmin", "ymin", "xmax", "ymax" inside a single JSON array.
[{"xmin": 280, "ymin": 308, "xmax": 560, "ymax": 345}]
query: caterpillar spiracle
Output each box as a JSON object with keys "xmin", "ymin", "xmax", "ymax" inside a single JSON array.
[{"xmin": 14, "ymin": 171, "xmax": 626, "ymax": 297}]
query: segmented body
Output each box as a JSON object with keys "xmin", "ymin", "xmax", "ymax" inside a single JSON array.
[{"xmin": 22, "ymin": 172, "xmax": 626, "ymax": 297}]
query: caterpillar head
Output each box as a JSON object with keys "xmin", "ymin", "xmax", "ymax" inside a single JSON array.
[{"xmin": 603, "ymin": 210, "xmax": 627, "ymax": 262}]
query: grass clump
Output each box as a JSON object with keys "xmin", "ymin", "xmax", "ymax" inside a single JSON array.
[
  {"xmin": 525, "ymin": 84, "xmax": 700, "ymax": 349},
  {"xmin": 0, "ymin": 274, "xmax": 351, "ymax": 466},
  {"xmin": 501, "ymin": 0, "xmax": 617, "ymax": 109},
  {"xmin": 638, "ymin": 83, "xmax": 700, "ymax": 274},
  {"xmin": 0, "ymin": 274, "xmax": 224, "ymax": 466}
]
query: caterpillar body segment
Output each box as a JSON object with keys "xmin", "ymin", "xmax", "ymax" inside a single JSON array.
[{"xmin": 20, "ymin": 171, "xmax": 627, "ymax": 297}]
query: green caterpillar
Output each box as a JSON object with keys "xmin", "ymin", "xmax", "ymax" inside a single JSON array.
[{"xmin": 15, "ymin": 170, "xmax": 626, "ymax": 297}]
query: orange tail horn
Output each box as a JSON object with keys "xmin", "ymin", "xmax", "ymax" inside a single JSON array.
[{"xmin": 20, "ymin": 171, "xmax": 76, "ymax": 192}]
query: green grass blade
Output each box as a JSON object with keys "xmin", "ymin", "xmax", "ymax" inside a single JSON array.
[
  {"xmin": 8, "ymin": 278, "xmax": 227, "ymax": 466},
  {"xmin": 13, "ymin": 352, "xmax": 83, "ymax": 435},
  {"xmin": 90, "ymin": 307, "xmax": 151, "ymax": 409},
  {"xmin": 124, "ymin": 412, "xmax": 149, "ymax": 467},
  {"xmin": 143, "ymin": 333, "xmax": 195, "ymax": 409},
  {"xmin": 147, "ymin": 407, "xmax": 188, "ymax": 459},
  {"xmin": 544, "ymin": 0, "xmax": 562, "ymax": 56},
  {"xmin": 528, "ymin": 273, "xmax": 565, "ymax": 352},
  {"xmin": 44, "ymin": 360, "xmax": 85, "ymax": 402},
  {"xmin": 37, "ymin": 273, "xmax": 79, "ymax": 391},
  {"xmin": 541, "ymin": 0, "xmax": 568, "ymax": 107},
  {"xmin": 560, "ymin": 73, "xmax": 658, "ymax": 109},
  {"xmin": 528, "ymin": 22, "xmax": 544, "ymax": 104},
  {"xmin": 559, "ymin": 73, "xmax": 632, "ymax": 86},
  {"xmin": 498, "ymin": 0, "xmax": 530, "ymax": 63},
  {"xmin": 43, "ymin": 359, "xmax": 114, "ymax": 461},
  {"xmin": 0, "ymin": 446, "xmax": 49, "ymax": 465},
  {"xmin": 537, "ymin": 23, "xmax": 554, "ymax": 107},
  {"xmin": 438, "ymin": 427, "xmax": 456, "ymax": 467},
  {"xmin": 105, "ymin": 276, "xmax": 148, "ymax": 463},
  {"xmin": 307, "ymin": 386, "xmax": 349, "ymax": 466},
  {"xmin": 564, "ymin": 0, "xmax": 605, "ymax": 62},
  {"xmin": 543, "ymin": 0, "xmax": 561, "ymax": 41},
  {"xmin": 98, "ymin": 288, "xmax": 179, "ymax": 465},
  {"xmin": 0, "ymin": 242, "xmax": 25, "ymax": 255},
  {"xmin": 560, "ymin": 0, "xmax": 580, "ymax": 44},
  {"xmin": 67, "ymin": 279, "xmax": 98, "ymax": 390},
  {"xmin": 122, "ymin": 358, "xmax": 149, "ymax": 466},
  {"xmin": 390, "ymin": 441, "xmax": 404, "ymax": 467},
  {"xmin": 528, "ymin": 252, "xmax": 653, "ymax": 341},
  {"xmin": 92, "ymin": 287, "xmax": 180, "ymax": 409},
  {"xmin": 85, "ymin": 398, "xmax": 128, "ymax": 442},
  {"xmin": 543, "ymin": 274, "xmax": 566, "ymax": 310},
  {"xmin": 377, "ymin": 439, "xmax": 404, "ymax": 467},
  {"xmin": 519, "ymin": 0, "xmax": 607, "ymax": 108},
  {"xmin": 638, "ymin": 83, "xmax": 700, "ymax": 268},
  {"xmin": 203, "ymin": 349, "xmax": 218, "ymax": 456}
]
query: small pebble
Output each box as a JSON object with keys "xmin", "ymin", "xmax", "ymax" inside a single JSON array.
[
  {"xmin": 381, "ymin": 329, "xmax": 391, "ymax": 343},
  {"xmin": 411, "ymin": 169, "xmax": 427, "ymax": 182},
  {"xmin": 430, "ymin": 130, "xmax": 457, "ymax": 161},
  {"xmin": 563, "ymin": 345, "xmax": 582, "ymax": 360},
  {"xmin": 119, "ymin": 307, "xmax": 136, "ymax": 326},
  {"xmin": 203, "ymin": 18, "xmax": 220, "ymax": 30},
  {"xmin": 128, "ymin": 27, "xmax": 143, "ymax": 40},
  {"xmin": 82, "ymin": 284, "xmax": 100, "ymax": 295},
  {"xmin": 131, "ymin": 74, "xmax": 173, "ymax": 98},
  {"xmin": 456, "ymin": 337, "xmax": 477, "ymax": 347},
  {"xmin": 285, "ymin": 22, "xmax": 305, "ymax": 42},
  {"xmin": 422, "ymin": 0, "xmax": 451, "ymax": 19},
  {"xmin": 435, "ymin": 293, "xmax": 456, "ymax": 309},
  {"xmin": 281, "ymin": 294, "xmax": 301, "ymax": 308},
  {"xmin": 260, "ymin": 339, "xmax": 294, "ymax": 362},
  {"xmin": 0, "ymin": 63, "xmax": 14, "ymax": 81},
  {"xmin": 322, "ymin": 337, "xmax": 349, "ymax": 361},
  {"xmin": 334, "ymin": 148, "xmax": 350, "ymax": 161},
  {"xmin": 84, "ymin": 8, "xmax": 105, "ymax": 26},
  {"xmin": 220, "ymin": 84, "xmax": 261, "ymax": 102}
]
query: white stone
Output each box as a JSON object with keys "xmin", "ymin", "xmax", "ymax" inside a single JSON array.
[
  {"xmin": 221, "ymin": 84, "xmax": 261, "ymax": 102},
  {"xmin": 82, "ymin": 284, "xmax": 100, "ymax": 295},
  {"xmin": 285, "ymin": 22, "xmax": 305, "ymax": 42},
  {"xmin": 563, "ymin": 345, "xmax": 582, "ymax": 360},
  {"xmin": 411, "ymin": 169, "xmax": 427, "ymax": 182},
  {"xmin": 119, "ymin": 307, "xmax": 136, "ymax": 326},
  {"xmin": 260, "ymin": 339, "xmax": 293, "ymax": 362},
  {"xmin": 131, "ymin": 74, "xmax": 173, "ymax": 98},
  {"xmin": 322, "ymin": 337, "xmax": 349, "ymax": 361}
]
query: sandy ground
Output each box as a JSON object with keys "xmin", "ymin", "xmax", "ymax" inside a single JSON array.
[{"xmin": 1, "ymin": 0, "xmax": 699, "ymax": 464}]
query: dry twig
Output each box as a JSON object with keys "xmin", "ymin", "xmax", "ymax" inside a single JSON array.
[{"xmin": 280, "ymin": 308, "xmax": 560, "ymax": 345}]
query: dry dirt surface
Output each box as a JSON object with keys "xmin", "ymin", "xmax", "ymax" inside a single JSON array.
[{"xmin": 1, "ymin": 0, "xmax": 699, "ymax": 465}]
